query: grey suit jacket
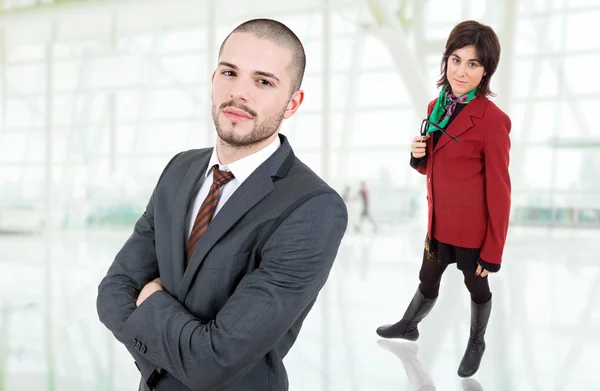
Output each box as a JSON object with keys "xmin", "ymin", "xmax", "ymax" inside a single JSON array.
[{"xmin": 96, "ymin": 134, "xmax": 348, "ymax": 391}]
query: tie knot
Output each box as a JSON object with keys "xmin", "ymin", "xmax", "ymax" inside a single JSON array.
[{"xmin": 212, "ymin": 165, "xmax": 235, "ymax": 187}]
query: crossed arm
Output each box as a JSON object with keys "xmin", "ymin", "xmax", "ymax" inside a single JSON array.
[{"xmin": 97, "ymin": 190, "xmax": 348, "ymax": 390}]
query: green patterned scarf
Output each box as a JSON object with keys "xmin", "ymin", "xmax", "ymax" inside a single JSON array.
[{"xmin": 426, "ymin": 85, "xmax": 477, "ymax": 134}]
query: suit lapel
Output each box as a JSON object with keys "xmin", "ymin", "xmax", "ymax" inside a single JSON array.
[
  {"xmin": 433, "ymin": 96, "xmax": 488, "ymax": 154},
  {"xmin": 171, "ymin": 151, "xmax": 211, "ymax": 297},
  {"xmin": 177, "ymin": 135, "xmax": 294, "ymax": 300}
]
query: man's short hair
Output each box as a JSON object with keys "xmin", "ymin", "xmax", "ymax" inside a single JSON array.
[{"xmin": 219, "ymin": 18, "xmax": 306, "ymax": 93}]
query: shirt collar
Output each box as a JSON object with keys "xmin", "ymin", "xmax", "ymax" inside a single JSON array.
[{"xmin": 205, "ymin": 136, "xmax": 281, "ymax": 185}]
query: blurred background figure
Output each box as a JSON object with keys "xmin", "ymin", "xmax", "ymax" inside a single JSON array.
[
  {"xmin": 357, "ymin": 180, "xmax": 378, "ymax": 233},
  {"xmin": 0, "ymin": 0, "xmax": 598, "ymax": 390},
  {"xmin": 342, "ymin": 184, "xmax": 360, "ymax": 233}
]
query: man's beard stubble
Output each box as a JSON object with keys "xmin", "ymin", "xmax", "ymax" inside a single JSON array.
[{"xmin": 212, "ymin": 100, "xmax": 286, "ymax": 148}]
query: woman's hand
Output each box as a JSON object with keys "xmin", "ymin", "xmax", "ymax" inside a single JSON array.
[
  {"xmin": 475, "ymin": 264, "xmax": 490, "ymax": 278},
  {"xmin": 411, "ymin": 136, "xmax": 428, "ymax": 158}
]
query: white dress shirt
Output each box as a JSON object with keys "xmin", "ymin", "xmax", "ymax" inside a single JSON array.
[{"xmin": 186, "ymin": 136, "xmax": 281, "ymax": 239}]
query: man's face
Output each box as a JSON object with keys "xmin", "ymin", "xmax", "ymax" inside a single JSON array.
[{"xmin": 211, "ymin": 32, "xmax": 303, "ymax": 148}]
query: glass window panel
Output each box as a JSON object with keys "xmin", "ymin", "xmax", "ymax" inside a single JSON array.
[
  {"xmin": 6, "ymin": 44, "xmax": 45, "ymax": 63},
  {"xmin": 6, "ymin": 64, "xmax": 45, "ymax": 93},
  {"xmin": 16, "ymin": 166, "xmax": 45, "ymax": 200},
  {"xmin": 146, "ymin": 89, "xmax": 198, "ymax": 119},
  {"xmin": 116, "ymin": 90, "xmax": 143, "ymax": 122},
  {"xmin": 508, "ymin": 103, "xmax": 526, "ymax": 141},
  {"xmin": 553, "ymin": 149, "xmax": 585, "ymax": 190},
  {"xmin": 161, "ymin": 28, "xmax": 207, "ymax": 53},
  {"xmin": 521, "ymin": 146, "xmax": 555, "ymax": 188},
  {"xmin": 299, "ymin": 74, "xmax": 348, "ymax": 112},
  {"xmin": 125, "ymin": 156, "xmax": 174, "ymax": 192},
  {"xmin": 155, "ymin": 54, "xmax": 207, "ymax": 85},
  {"xmin": 564, "ymin": 54, "xmax": 600, "ymax": 94},
  {"xmin": 304, "ymin": 36, "xmax": 359, "ymax": 74},
  {"xmin": 360, "ymin": 34, "xmax": 395, "ymax": 70},
  {"xmin": 556, "ymin": 100, "xmax": 585, "ymax": 138},
  {"xmin": 342, "ymin": 151, "xmax": 413, "ymax": 186},
  {"xmin": 424, "ymin": 2, "xmax": 464, "ymax": 25},
  {"xmin": 356, "ymin": 71, "xmax": 412, "ymax": 107},
  {"xmin": 0, "ymin": 133, "xmax": 27, "ymax": 162},
  {"xmin": 282, "ymin": 113, "xmax": 322, "ymax": 149},
  {"xmin": 574, "ymin": 100, "xmax": 600, "ymax": 136},
  {"xmin": 280, "ymin": 12, "xmax": 323, "ymax": 38},
  {"xmin": 136, "ymin": 123, "xmax": 195, "ymax": 154},
  {"xmin": 117, "ymin": 34, "xmax": 156, "ymax": 53},
  {"xmin": 515, "ymin": 19, "xmax": 539, "ymax": 55},
  {"xmin": 351, "ymin": 108, "xmax": 420, "ymax": 147},
  {"xmin": 53, "ymin": 96, "xmax": 76, "ymax": 127},
  {"xmin": 558, "ymin": 0, "xmax": 600, "ymax": 9},
  {"xmin": 511, "ymin": 59, "xmax": 534, "ymax": 99},
  {"xmin": 54, "ymin": 60, "xmax": 82, "ymax": 92},
  {"xmin": 89, "ymin": 55, "xmax": 142, "ymax": 88},
  {"xmin": 565, "ymin": 11, "xmax": 600, "ymax": 51},
  {"xmin": 536, "ymin": 61, "xmax": 559, "ymax": 97},
  {"xmin": 6, "ymin": 98, "xmax": 45, "ymax": 128},
  {"xmin": 332, "ymin": 13, "xmax": 359, "ymax": 35}
]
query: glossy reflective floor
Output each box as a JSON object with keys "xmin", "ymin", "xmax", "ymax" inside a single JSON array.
[{"xmin": 0, "ymin": 221, "xmax": 598, "ymax": 391}]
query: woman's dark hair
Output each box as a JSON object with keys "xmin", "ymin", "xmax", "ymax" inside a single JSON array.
[{"xmin": 437, "ymin": 20, "xmax": 501, "ymax": 97}]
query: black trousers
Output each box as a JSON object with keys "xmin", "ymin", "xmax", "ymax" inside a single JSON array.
[{"xmin": 418, "ymin": 250, "xmax": 491, "ymax": 304}]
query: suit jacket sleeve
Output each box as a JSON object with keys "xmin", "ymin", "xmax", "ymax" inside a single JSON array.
[
  {"xmin": 479, "ymin": 115, "xmax": 512, "ymax": 265},
  {"xmin": 96, "ymin": 152, "xmax": 182, "ymax": 385},
  {"xmin": 410, "ymin": 99, "xmax": 438, "ymax": 175},
  {"xmin": 410, "ymin": 155, "xmax": 427, "ymax": 174},
  {"xmin": 119, "ymin": 191, "xmax": 348, "ymax": 391}
]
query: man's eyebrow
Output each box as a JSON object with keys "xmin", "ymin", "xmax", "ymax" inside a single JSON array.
[
  {"xmin": 254, "ymin": 70, "xmax": 280, "ymax": 83},
  {"xmin": 218, "ymin": 61, "xmax": 237, "ymax": 69},
  {"xmin": 218, "ymin": 61, "xmax": 281, "ymax": 83}
]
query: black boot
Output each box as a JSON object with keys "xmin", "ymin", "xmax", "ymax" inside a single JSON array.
[
  {"xmin": 376, "ymin": 288, "xmax": 437, "ymax": 341},
  {"xmin": 457, "ymin": 296, "xmax": 492, "ymax": 378}
]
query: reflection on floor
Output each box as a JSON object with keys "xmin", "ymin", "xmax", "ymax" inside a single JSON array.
[{"xmin": 0, "ymin": 223, "xmax": 598, "ymax": 390}]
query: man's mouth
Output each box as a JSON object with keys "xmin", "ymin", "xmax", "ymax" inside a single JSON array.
[{"xmin": 222, "ymin": 107, "xmax": 253, "ymax": 120}]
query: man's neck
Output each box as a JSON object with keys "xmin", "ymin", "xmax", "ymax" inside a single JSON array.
[{"xmin": 215, "ymin": 133, "xmax": 279, "ymax": 166}]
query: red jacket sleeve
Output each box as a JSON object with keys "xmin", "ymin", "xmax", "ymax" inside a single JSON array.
[
  {"xmin": 479, "ymin": 113, "xmax": 512, "ymax": 264},
  {"xmin": 410, "ymin": 99, "xmax": 438, "ymax": 175}
]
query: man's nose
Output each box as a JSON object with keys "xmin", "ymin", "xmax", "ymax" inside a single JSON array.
[{"xmin": 230, "ymin": 79, "xmax": 251, "ymax": 102}]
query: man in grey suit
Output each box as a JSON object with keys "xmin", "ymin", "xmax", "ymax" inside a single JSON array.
[{"xmin": 96, "ymin": 18, "xmax": 348, "ymax": 391}]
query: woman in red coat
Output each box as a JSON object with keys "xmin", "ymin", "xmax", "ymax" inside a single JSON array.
[{"xmin": 376, "ymin": 20, "xmax": 511, "ymax": 378}]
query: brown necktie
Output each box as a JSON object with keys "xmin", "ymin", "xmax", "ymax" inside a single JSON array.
[{"xmin": 185, "ymin": 165, "xmax": 235, "ymax": 265}]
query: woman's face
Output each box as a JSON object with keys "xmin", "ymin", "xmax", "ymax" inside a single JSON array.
[{"xmin": 446, "ymin": 45, "xmax": 486, "ymax": 96}]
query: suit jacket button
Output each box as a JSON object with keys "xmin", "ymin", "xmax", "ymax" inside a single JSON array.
[
  {"xmin": 130, "ymin": 338, "xmax": 137, "ymax": 347},
  {"xmin": 141, "ymin": 345, "xmax": 147, "ymax": 354}
]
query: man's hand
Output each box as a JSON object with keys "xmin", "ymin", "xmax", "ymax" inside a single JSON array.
[{"xmin": 136, "ymin": 278, "xmax": 163, "ymax": 307}]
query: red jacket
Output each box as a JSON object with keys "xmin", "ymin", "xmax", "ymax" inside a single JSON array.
[{"xmin": 413, "ymin": 96, "xmax": 511, "ymax": 265}]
